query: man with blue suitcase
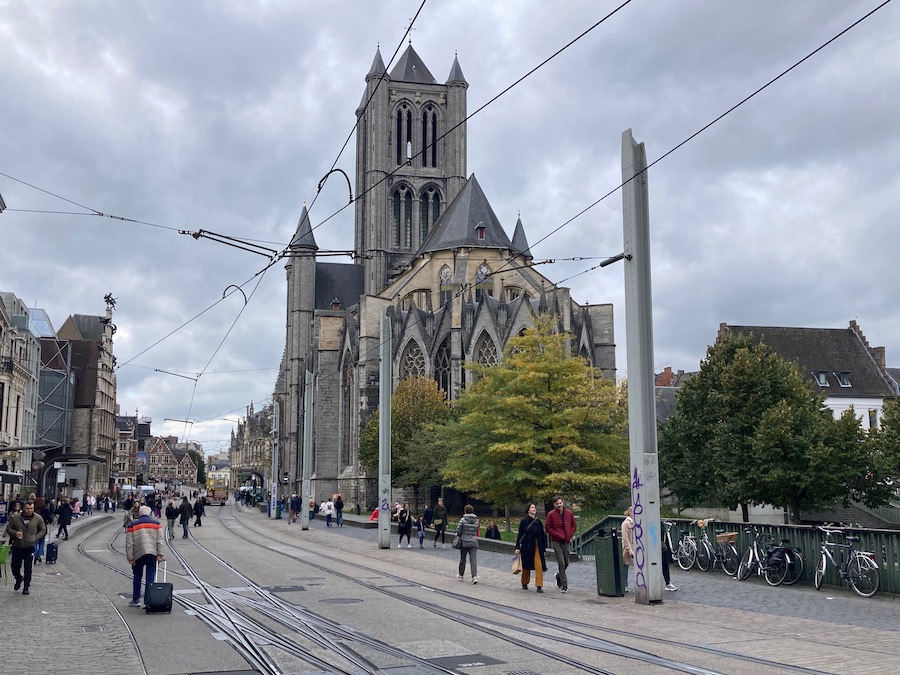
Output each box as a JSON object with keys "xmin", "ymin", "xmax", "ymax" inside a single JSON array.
[{"xmin": 125, "ymin": 505, "xmax": 165, "ymax": 608}]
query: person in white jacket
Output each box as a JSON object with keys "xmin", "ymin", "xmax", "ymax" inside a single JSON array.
[{"xmin": 323, "ymin": 499, "xmax": 335, "ymax": 527}]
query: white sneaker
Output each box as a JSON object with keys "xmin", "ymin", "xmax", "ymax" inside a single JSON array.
[
  {"xmin": 665, "ymin": 583, "xmax": 678, "ymax": 591},
  {"xmin": 457, "ymin": 574, "xmax": 464, "ymax": 581},
  {"xmin": 442, "ymin": 544, "xmax": 446, "ymax": 548},
  {"xmin": 472, "ymin": 576, "xmax": 478, "ymax": 584},
  {"xmin": 407, "ymin": 544, "xmax": 412, "ymax": 548},
  {"xmin": 128, "ymin": 600, "xmax": 141, "ymax": 608}
]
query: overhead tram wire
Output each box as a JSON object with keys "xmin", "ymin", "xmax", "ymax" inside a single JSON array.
[{"xmin": 287, "ymin": 0, "xmax": 894, "ymax": 406}]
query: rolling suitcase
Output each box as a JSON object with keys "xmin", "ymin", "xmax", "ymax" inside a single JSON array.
[
  {"xmin": 45, "ymin": 542, "xmax": 59, "ymax": 564},
  {"xmin": 145, "ymin": 561, "xmax": 173, "ymax": 614}
]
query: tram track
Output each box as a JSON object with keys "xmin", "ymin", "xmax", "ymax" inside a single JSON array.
[
  {"xmin": 75, "ymin": 505, "xmax": 833, "ymax": 674},
  {"xmin": 215, "ymin": 505, "xmax": 834, "ymax": 675}
]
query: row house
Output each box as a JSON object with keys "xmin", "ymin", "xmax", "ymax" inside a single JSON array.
[{"xmin": 229, "ymin": 402, "xmax": 272, "ymax": 490}]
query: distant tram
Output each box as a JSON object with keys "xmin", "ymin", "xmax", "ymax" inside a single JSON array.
[{"xmin": 206, "ymin": 475, "xmax": 228, "ymax": 505}]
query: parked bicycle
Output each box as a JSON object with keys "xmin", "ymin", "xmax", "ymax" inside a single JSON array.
[
  {"xmin": 737, "ymin": 526, "xmax": 779, "ymax": 583},
  {"xmin": 692, "ymin": 519, "xmax": 739, "ymax": 575},
  {"xmin": 814, "ymin": 526, "xmax": 879, "ymax": 598},
  {"xmin": 760, "ymin": 538, "xmax": 804, "ymax": 586},
  {"xmin": 673, "ymin": 522, "xmax": 699, "ymax": 571}
]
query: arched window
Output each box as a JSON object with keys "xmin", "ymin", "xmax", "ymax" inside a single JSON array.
[
  {"xmin": 474, "ymin": 331, "xmax": 498, "ymax": 367},
  {"xmin": 439, "ymin": 265, "xmax": 453, "ymax": 306},
  {"xmin": 434, "ymin": 337, "xmax": 451, "ymax": 394},
  {"xmin": 341, "ymin": 361, "xmax": 353, "ymax": 467},
  {"xmin": 419, "ymin": 185, "xmax": 441, "ymax": 242},
  {"xmin": 395, "ymin": 104, "xmax": 413, "ymax": 165},
  {"xmin": 400, "ymin": 340, "xmax": 426, "ymax": 378},
  {"xmin": 392, "ymin": 185, "xmax": 414, "ymax": 249},
  {"xmin": 420, "ymin": 104, "xmax": 439, "ymax": 168},
  {"xmin": 401, "ymin": 289, "xmax": 431, "ymax": 311},
  {"xmin": 474, "ymin": 262, "xmax": 493, "ymax": 302}
]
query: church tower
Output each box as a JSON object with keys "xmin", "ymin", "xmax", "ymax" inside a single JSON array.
[{"xmin": 354, "ymin": 45, "xmax": 468, "ymax": 296}]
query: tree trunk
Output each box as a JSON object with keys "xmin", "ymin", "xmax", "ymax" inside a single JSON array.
[
  {"xmin": 741, "ymin": 502, "xmax": 750, "ymax": 523},
  {"xmin": 504, "ymin": 504, "xmax": 511, "ymax": 532}
]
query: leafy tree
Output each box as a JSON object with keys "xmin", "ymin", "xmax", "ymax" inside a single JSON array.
[
  {"xmin": 440, "ymin": 314, "xmax": 629, "ymax": 508},
  {"xmin": 659, "ymin": 334, "xmax": 891, "ymax": 522},
  {"xmin": 359, "ymin": 376, "xmax": 451, "ymax": 507}
]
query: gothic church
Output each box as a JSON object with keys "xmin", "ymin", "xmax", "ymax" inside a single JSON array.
[{"xmin": 276, "ymin": 45, "xmax": 615, "ymax": 508}]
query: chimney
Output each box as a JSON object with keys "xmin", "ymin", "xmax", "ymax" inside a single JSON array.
[
  {"xmin": 873, "ymin": 346, "xmax": 886, "ymax": 369},
  {"xmin": 331, "ymin": 298, "xmax": 341, "ymax": 311}
]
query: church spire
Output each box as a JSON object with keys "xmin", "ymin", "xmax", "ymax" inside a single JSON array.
[
  {"xmin": 290, "ymin": 203, "xmax": 318, "ymax": 250},
  {"xmin": 511, "ymin": 212, "xmax": 532, "ymax": 260},
  {"xmin": 366, "ymin": 46, "xmax": 386, "ymax": 80},
  {"xmin": 446, "ymin": 53, "xmax": 468, "ymax": 86}
]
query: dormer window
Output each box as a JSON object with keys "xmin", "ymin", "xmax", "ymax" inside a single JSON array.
[
  {"xmin": 475, "ymin": 221, "xmax": 486, "ymax": 240},
  {"xmin": 834, "ymin": 371, "xmax": 852, "ymax": 387},
  {"xmin": 814, "ymin": 371, "xmax": 829, "ymax": 387}
]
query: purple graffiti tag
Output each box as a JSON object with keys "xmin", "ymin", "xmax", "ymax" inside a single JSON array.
[{"xmin": 631, "ymin": 467, "xmax": 647, "ymax": 590}]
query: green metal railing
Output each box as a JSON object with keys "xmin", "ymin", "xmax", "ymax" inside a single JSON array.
[{"xmin": 572, "ymin": 516, "xmax": 900, "ymax": 595}]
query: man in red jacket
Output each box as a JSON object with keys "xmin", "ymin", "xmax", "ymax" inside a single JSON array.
[{"xmin": 545, "ymin": 496, "xmax": 577, "ymax": 593}]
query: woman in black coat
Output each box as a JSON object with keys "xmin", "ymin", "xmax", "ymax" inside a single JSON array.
[
  {"xmin": 514, "ymin": 503, "xmax": 547, "ymax": 593},
  {"xmin": 397, "ymin": 503, "xmax": 413, "ymax": 548}
]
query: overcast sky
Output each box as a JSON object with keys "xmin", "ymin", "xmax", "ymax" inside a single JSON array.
[{"xmin": 2, "ymin": 1, "xmax": 898, "ymax": 456}]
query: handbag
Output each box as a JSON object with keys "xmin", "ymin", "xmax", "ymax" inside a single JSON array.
[
  {"xmin": 452, "ymin": 534, "xmax": 462, "ymax": 549},
  {"xmin": 511, "ymin": 554, "xmax": 522, "ymax": 575}
]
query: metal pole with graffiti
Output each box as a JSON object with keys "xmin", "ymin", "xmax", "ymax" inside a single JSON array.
[
  {"xmin": 378, "ymin": 313, "xmax": 392, "ymax": 549},
  {"xmin": 622, "ymin": 128, "xmax": 663, "ymax": 605}
]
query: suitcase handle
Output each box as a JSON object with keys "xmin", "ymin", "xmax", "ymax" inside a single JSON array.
[{"xmin": 155, "ymin": 559, "xmax": 167, "ymax": 583}]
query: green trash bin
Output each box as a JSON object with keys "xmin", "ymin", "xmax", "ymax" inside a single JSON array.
[
  {"xmin": 595, "ymin": 528, "xmax": 625, "ymax": 596},
  {"xmin": 275, "ymin": 503, "xmax": 283, "ymax": 519}
]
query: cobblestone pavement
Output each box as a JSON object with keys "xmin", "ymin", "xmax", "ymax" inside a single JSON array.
[
  {"xmin": 314, "ymin": 515, "xmax": 900, "ymax": 632},
  {"xmin": 0, "ymin": 513, "xmax": 144, "ymax": 675}
]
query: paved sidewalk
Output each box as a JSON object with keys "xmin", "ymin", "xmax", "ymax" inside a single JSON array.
[{"xmin": 0, "ymin": 513, "xmax": 144, "ymax": 675}]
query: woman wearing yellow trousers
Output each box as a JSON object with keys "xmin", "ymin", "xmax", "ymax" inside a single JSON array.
[{"xmin": 515, "ymin": 503, "xmax": 548, "ymax": 593}]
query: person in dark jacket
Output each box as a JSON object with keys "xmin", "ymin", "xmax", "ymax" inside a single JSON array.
[
  {"xmin": 289, "ymin": 493, "xmax": 301, "ymax": 524},
  {"xmin": 431, "ymin": 498, "xmax": 448, "ymax": 548},
  {"xmin": 334, "ymin": 493, "xmax": 344, "ymax": 527},
  {"xmin": 192, "ymin": 496, "xmax": 205, "ymax": 527},
  {"xmin": 36, "ymin": 499, "xmax": 54, "ymax": 562},
  {"xmin": 514, "ymin": 503, "xmax": 547, "ymax": 593},
  {"xmin": 484, "ymin": 520, "xmax": 502, "ymax": 540},
  {"xmin": 178, "ymin": 496, "xmax": 193, "ymax": 538},
  {"xmin": 397, "ymin": 503, "xmax": 413, "ymax": 548},
  {"xmin": 164, "ymin": 499, "xmax": 178, "ymax": 540},
  {"xmin": 5, "ymin": 500, "xmax": 47, "ymax": 595},
  {"xmin": 455, "ymin": 504, "xmax": 480, "ymax": 584},
  {"xmin": 56, "ymin": 496, "xmax": 74, "ymax": 540}
]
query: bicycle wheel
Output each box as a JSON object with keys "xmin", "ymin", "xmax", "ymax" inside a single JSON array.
[
  {"xmin": 737, "ymin": 548, "xmax": 753, "ymax": 581},
  {"xmin": 814, "ymin": 553, "xmax": 826, "ymax": 590},
  {"xmin": 722, "ymin": 543, "xmax": 740, "ymax": 576},
  {"xmin": 696, "ymin": 540, "xmax": 713, "ymax": 572},
  {"xmin": 677, "ymin": 540, "xmax": 696, "ymax": 571},
  {"xmin": 764, "ymin": 552, "xmax": 788, "ymax": 586},
  {"xmin": 848, "ymin": 554, "xmax": 880, "ymax": 598},
  {"xmin": 782, "ymin": 549, "xmax": 804, "ymax": 586}
]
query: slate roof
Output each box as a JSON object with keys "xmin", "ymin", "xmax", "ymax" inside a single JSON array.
[
  {"xmin": 511, "ymin": 215, "xmax": 531, "ymax": 258},
  {"xmin": 314, "ymin": 262, "xmax": 365, "ymax": 310},
  {"xmin": 389, "ymin": 44, "xmax": 437, "ymax": 84},
  {"xmin": 290, "ymin": 205, "xmax": 317, "ymax": 250},
  {"xmin": 723, "ymin": 324, "xmax": 895, "ymax": 399},
  {"xmin": 60, "ymin": 314, "xmax": 104, "ymax": 341},
  {"xmin": 367, "ymin": 47, "xmax": 386, "ymax": 78},
  {"xmin": 417, "ymin": 174, "xmax": 513, "ymax": 255},
  {"xmin": 886, "ymin": 367, "xmax": 900, "ymax": 395},
  {"xmin": 446, "ymin": 55, "xmax": 467, "ymax": 85}
]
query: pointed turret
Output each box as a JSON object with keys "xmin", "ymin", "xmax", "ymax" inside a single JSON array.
[
  {"xmin": 290, "ymin": 204, "xmax": 318, "ymax": 250},
  {"xmin": 511, "ymin": 213, "xmax": 532, "ymax": 260},
  {"xmin": 446, "ymin": 54, "xmax": 468, "ymax": 85},
  {"xmin": 367, "ymin": 46, "xmax": 386, "ymax": 80}
]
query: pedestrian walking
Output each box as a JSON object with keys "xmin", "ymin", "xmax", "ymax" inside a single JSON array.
[
  {"xmin": 72, "ymin": 497, "xmax": 81, "ymax": 520},
  {"xmin": 178, "ymin": 496, "xmax": 192, "ymax": 538},
  {"xmin": 324, "ymin": 497, "xmax": 335, "ymax": 527},
  {"xmin": 125, "ymin": 505, "xmax": 165, "ymax": 608},
  {"xmin": 86, "ymin": 493, "xmax": 95, "ymax": 516},
  {"xmin": 662, "ymin": 530, "xmax": 677, "ymax": 591},
  {"xmin": 621, "ymin": 506, "xmax": 635, "ymax": 592},
  {"xmin": 545, "ymin": 496, "xmax": 577, "ymax": 593},
  {"xmin": 431, "ymin": 497, "xmax": 448, "ymax": 548},
  {"xmin": 154, "ymin": 496, "xmax": 163, "ymax": 518},
  {"xmin": 397, "ymin": 503, "xmax": 412, "ymax": 547},
  {"xmin": 514, "ymin": 503, "xmax": 547, "ymax": 593},
  {"xmin": 455, "ymin": 505, "xmax": 480, "ymax": 584},
  {"xmin": 484, "ymin": 520, "xmax": 501, "ymax": 540},
  {"xmin": 36, "ymin": 499, "xmax": 54, "ymax": 563},
  {"xmin": 193, "ymin": 496, "xmax": 205, "ymax": 527},
  {"xmin": 124, "ymin": 502, "xmax": 141, "ymax": 530},
  {"xmin": 103, "ymin": 495, "xmax": 111, "ymax": 513},
  {"xmin": 415, "ymin": 514, "xmax": 426, "ymax": 548},
  {"xmin": 289, "ymin": 493, "xmax": 300, "ymax": 524},
  {"xmin": 423, "ymin": 503, "xmax": 433, "ymax": 528},
  {"xmin": 4, "ymin": 500, "xmax": 46, "ymax": 595},
  {"xmin": 56, "ymin": 496, "xmax": 73, "ymax": 539},
  {"xmin": 164, "ymin": 499, "xmax": 178, "ymax": 540},
  {"xmin": 334, "ymin": 493, "xmax": 344, "ymax": 527},
  {"xmin": 308, "ymin": 498, "xmax": 316, "ymax": 523}
]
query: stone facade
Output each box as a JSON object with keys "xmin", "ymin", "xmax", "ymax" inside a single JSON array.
[{"xmin": 276, "ymin": 45, "xmax": 616, "ymax": 510}]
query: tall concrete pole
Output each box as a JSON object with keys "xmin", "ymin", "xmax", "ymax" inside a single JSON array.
[
  {"xmin": 300, "ymin": 370, "xmax": 314, "ymax": 530},
  {"xmin": 270, "ymin": 398, "xmax": 280, "ymax": 518},
  {"xmin": 622, "ymin": 128, "xmax": 663, "ymax": 605},
  {"xmin": 378, "ymin": 313, "xmax": 392, "ymax": 549}
]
